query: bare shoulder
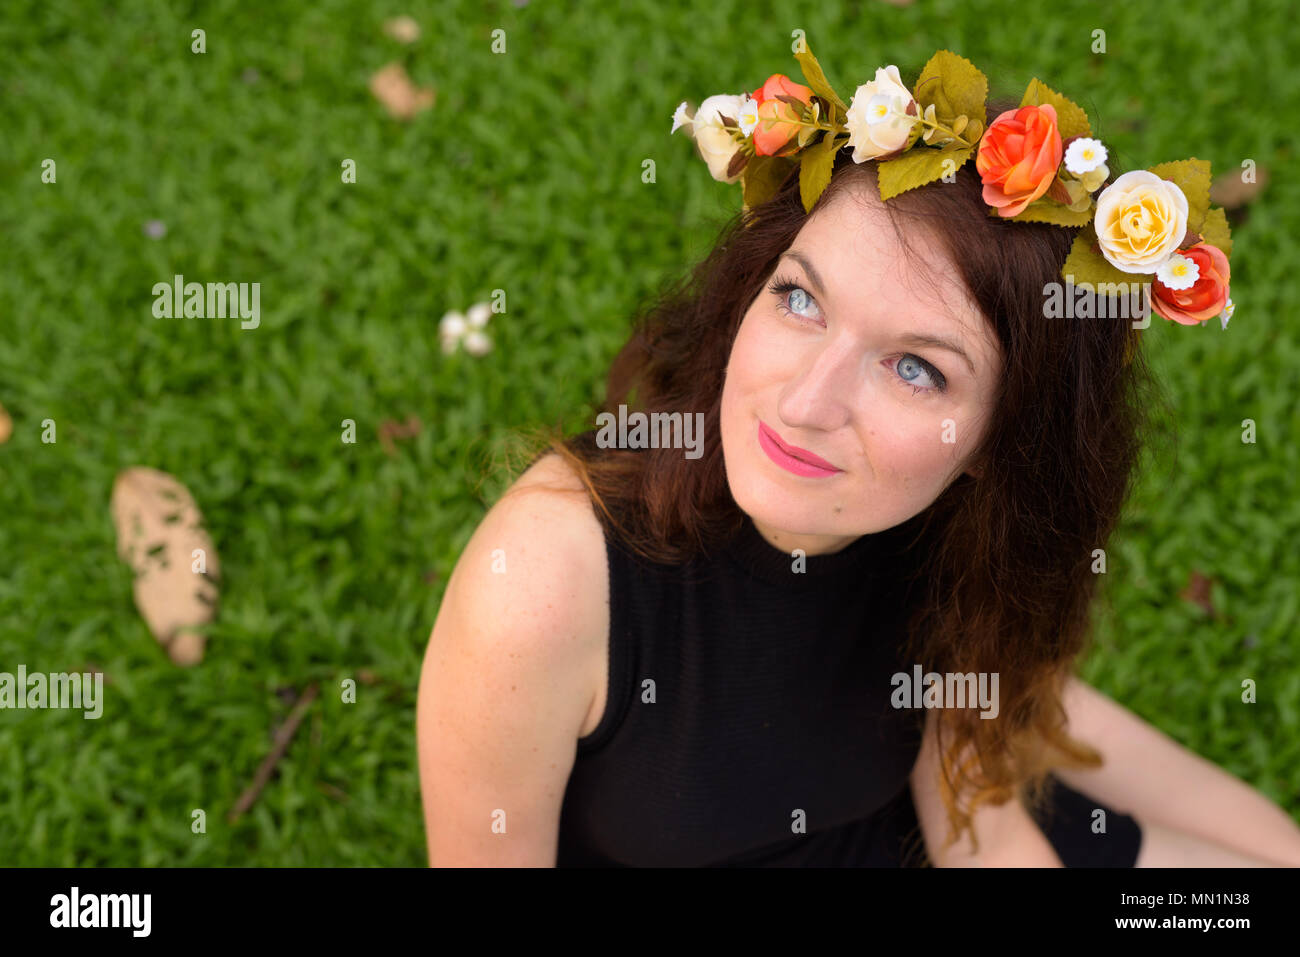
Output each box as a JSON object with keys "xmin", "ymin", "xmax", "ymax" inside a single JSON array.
[
  {"xmin": 416, "ymin": 450, "xmax": 611, "ymax": 864},
  {"xmin": 495, "ymin": 450, "xmax": 611, "ymax": 615},
  {"xmin": 437, "ymin": 450, "xmax": 610, "ymax": 726}
]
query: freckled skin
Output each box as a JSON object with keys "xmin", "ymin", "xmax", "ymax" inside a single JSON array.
[{"xmin": 719, "ymin": 180, "xmax": 1003, "ymax": 558}]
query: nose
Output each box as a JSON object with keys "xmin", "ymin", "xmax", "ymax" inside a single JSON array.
[{"xmin": 776, "ymin": 335, "xmax": 857, "ymax": 434}]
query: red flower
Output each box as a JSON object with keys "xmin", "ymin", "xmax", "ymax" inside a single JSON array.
[
  {"xmin": 975, "ymin": 104, "xmax": 1063, "ymax": 217},
  {"xmin": 750, "ymin": 73, "xmax": 813, "ymax": 157},
  {"xmin": 1151, "ymin": 243, "xmax": 1230, "ymax": 325}
]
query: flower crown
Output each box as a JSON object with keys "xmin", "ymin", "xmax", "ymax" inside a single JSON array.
[{"xmin": 671, "ymin": 42, "xmax": 1235, "ymax": 332}]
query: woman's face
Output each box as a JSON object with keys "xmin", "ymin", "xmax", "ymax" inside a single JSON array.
[{"xmin": 719, "ymin": 181, "xmax": 1004, "ymax": 557}]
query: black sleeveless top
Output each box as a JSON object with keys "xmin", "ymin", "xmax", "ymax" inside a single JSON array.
[{"xmin": 555, "ymin": 504, "xmax": 932, "ymax": 867}]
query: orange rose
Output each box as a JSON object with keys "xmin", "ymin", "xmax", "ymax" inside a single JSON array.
[
  {"xmin": 750, "ymin": 73, "xmax": 813, "ymax": 157},
  {"xmin": 975, "ymin": 104, "xmax": 1064, "ymax": 218},
  {"xmin": 1151, "ymin": 243, "xmax": 1230, "ymax": 325}
]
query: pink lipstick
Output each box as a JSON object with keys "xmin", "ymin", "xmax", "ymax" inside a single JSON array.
[{"xmin": 757, "ymin": 421, "xmax": 842, "ymax": 478}]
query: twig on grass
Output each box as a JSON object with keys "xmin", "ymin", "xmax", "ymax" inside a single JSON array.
[{"xmin": 228, "ymin": 682, "xmax": 320, "ymax": 824}]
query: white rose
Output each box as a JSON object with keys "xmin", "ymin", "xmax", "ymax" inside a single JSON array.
[
  {"xmin": 690, "ymin": 93, "xmax": 747, "ymax": 183},
  {"xmin": 1093, "ymin": 170, "xmax": 1190, "ymax": 274},
  {"xmin": 845, "ymin": 65, "xmax": 917, "ymax": 162}
]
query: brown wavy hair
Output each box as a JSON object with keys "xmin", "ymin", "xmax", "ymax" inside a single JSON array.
[{"xmin": 495, "ymin": 95, "xmax": 1174, "ymax": 858}]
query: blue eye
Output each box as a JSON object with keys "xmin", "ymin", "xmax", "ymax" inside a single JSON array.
[
  {"xmin": 894, "ymin": 354, "xmax": 947, "ymax": 395},
  {"xmin": 768, "ymin": 277, "xmax": 822, "ymax": 322},
  {"xmin": 766, "ymin": 274, "xmax": 949, "ymax": 397}
]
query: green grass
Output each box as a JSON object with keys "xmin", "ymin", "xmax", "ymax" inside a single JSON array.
[{"xmin": 1, "ymin": 0, "xmax": 1297, "ymax": 865}]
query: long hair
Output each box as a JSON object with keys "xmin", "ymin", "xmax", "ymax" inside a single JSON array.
[{"xmin": 497, "ymin": 95, "xmax": 1173, "ymax": 856}]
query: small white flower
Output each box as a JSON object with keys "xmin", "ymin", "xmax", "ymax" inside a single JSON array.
[
  {"xmin": 440, "ymin": 310, "xmax": 467, "ymax": 339},
  {"xmin": 463, "ymin": 330, "xmax": 492, "ymax": 356},
  {"xmin": 695, "ymin": 93, "xmax": 745, "ymax": 129},
  {"xmin": 737, "ymin": 94, "xmax": 760, "ymax": 136},
  {"xmin": 1065, "ymin": 137, "xmax": 1108, "ymax": 176},
  {"xmin": 690, "ymin": 93, "xmax": 747, "ymax": 184},
  {"xmin": 671, "ymin": 101, "xmax": 693, "ymax": 135},
  {"xmin": 863, "ymin": 93, "xmax": 903, "ymax": 125},
  {"xmin": 1156, "ymin": 253, "xmax": 1200, "ymax": 291},
  {"xmin": 1219, "ymin": 297, "xmax": 1235, "ymax": 330},
  {"xmin": 466, "ymin": 302, "xmax": 492, "ymax": 328},
  {"xmin": 845, "ymin": 65, "xmax": 917, "ymax": 162}
]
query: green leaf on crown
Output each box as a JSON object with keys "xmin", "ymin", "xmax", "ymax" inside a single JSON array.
[
  {"xmin": 1006, "ymin": 198, "xmax": 1094, "ymax": 227},
  {"xmin": 1019, "ymin": 78, "xmax": 1090, "ymax": 141},
  {"xmin": 742, "ymin": 154, "xmax": 798, "ymax": 210},
  {"xmin": 1198, "ymin": 205, "xmax": 1233, "ymax": 258},
  {"xmin": 877, "ymin": 141, "xmax": 974, "ymax": 201},
  {"xmin": 913, "ymin": 50, "xmax": 987, "ymax": 130},
  {"xmin": 794, "ymin": 42, "xmax": 847, "ymax": 119},
  {"xmin": 1060, "ymin": 225, "xmax": 1139, "ymax": 290},
  {"xmin": 1147, "ymin": 158, "xmax": 1212, "ymax": 233},
  {"xmin": 799, "ymin": 132, "xmax": 845, "ymax": 213}
]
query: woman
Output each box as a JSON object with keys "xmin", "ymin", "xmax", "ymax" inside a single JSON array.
[{"xmin": 416, "ymin": 83, "xmax": 1300, "ymax": 866}]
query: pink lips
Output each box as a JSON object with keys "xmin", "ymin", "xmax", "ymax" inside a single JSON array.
[{"xmin": 757, "ymin": 421, "xmax": 842, "ymax": 477}]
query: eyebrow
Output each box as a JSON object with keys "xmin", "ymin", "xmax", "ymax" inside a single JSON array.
[{"xmin": 779, "ymin": 249, "xmax": 977, "ymax": 377}]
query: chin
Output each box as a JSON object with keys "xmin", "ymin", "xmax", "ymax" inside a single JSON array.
[{"xmin": 724, "ymin": 445, "xmax": 844, "ymax": 536}]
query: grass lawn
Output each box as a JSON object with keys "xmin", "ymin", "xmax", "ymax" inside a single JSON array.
[{"xmin": 1, "ymin": 0, "xmax": 1297, "ymax": 865}]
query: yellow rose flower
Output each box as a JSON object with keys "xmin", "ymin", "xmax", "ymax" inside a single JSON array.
[{"xmin": 1092, "ymin": 170, "xmax": 1189, "ymax": 274}]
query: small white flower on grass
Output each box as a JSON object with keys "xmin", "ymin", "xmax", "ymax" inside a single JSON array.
[
  {"xmin": 1065, "ymin": 137, "xmax": 1108, "ymax": 176},
  {"xmin": 441, "ymin": 303, "xmax": 494, "ymax": 355},
  {"xmin": 1157, "ymin": 253, "xmax": 1200, "ymax": 290},
  {"xmin": 466, "ymin": 301, "xmax": 491, "ymax": 328},
  {"xmin": 143, "ymin": 219, "xmax": 167, "ymax": 239},
  {"xmin": 463, "ymin": 330, "xmax": 492, "ymax": 355},
  {"xmin": 440, "ymin": 310, "xmax": 466, "ymax": 354}
]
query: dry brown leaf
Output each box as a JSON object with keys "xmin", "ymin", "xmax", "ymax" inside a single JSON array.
[
  {"xmin": 0, "ymin": 401, "xmax": 11, "ymax": 444},
  {"xmin": 378, "ymin": 415, "xmax": 422, "ymax": 456},
  {"xmin": 1209, "ymin": 165, "xmax": 1269, "ymax": 209},
  {"xmin": 110, "ymin": 467, "xmax": 220, "ymax": 666},
  {"xmin": 1179, "ymin": 568, "xmax": 1216, "ymax": 617},
  {"xmin": 383, "ymin": 16, "xmax": 421, "ymax": 44},
  {"xmin": 369, "ymin": 62, "xmax": 435, "ymax": 120}
]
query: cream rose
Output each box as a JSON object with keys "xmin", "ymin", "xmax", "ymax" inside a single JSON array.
[
  {"xmin": 845, "ymin": 65, "xmax": 917, "ymax": 162},
  {"xmin": 691, "ymin": 93, "xmax": 746, "ymax": 183},
  {"xmin": 1093, "ymin": 170, "xmax": 1190, "ymax": 274}
]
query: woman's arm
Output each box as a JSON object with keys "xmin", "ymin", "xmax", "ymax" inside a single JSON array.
[
  {"xmin": 910, "ymin": 708, "xmax": 1063, "ymax": 867},
  {"xmin": 1054, "ymin": 676, "xmax": 1300, "ymax": 867}
]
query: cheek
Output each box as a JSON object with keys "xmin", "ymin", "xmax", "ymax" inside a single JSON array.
[{"xmin": 870, "ymin": 414, "xmax": 976, "ymax": 489}]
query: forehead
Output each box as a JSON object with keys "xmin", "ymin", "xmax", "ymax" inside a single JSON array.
[{"xmin": 794, "ymin": 183, "xmax": 999, "ymax": 364}]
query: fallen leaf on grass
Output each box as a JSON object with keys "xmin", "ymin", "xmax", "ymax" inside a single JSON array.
[
  {"xmin": 1210, "ymin": 165, "xmax": 1268, "ymax": 209},
  {"xmin": 1179, "ymin": 568, "xmax": 1216, "ymax": 617},
  {"xmin": 369, "ymin": 62, "xmax": 435, "ymax": 120},
  {"xmin": 317, "ymin": 781, "xmax": 350, "ymax": 804},
  {"xmin": 79, "ymin": 662, "xmax": 115, "ymax": 686},
  {"xmin": 110, "ymin": 467, "xmax": 220, "ymax": 666},
  {"xmin": 0, "ymin": 401, "xmax": 10, "ymax": 444},
  {"xmin": 378, "ymin": 415, "xmax": 421, "ymax": 456},
  {"xmin": 383, "ymin": 16, "xmax": 420, "ymax": 44}
]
